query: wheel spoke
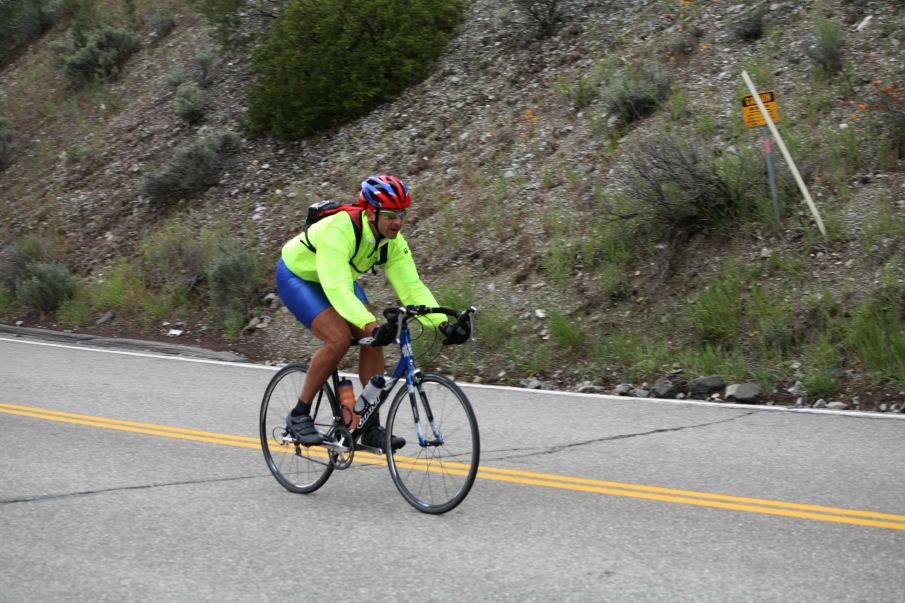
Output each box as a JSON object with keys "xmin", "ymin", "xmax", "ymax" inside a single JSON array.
[
  {"xmin": 259, "ymin": 364, "xmax": 335, "ymax": 494},
  {"xmin": 386, "ymin": 374, "xmax": 479, "ymax": 514}
]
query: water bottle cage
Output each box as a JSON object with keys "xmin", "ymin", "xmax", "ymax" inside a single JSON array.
[{"xmin": 356, "ymin": 400, "xmax": 377, "ymax": 427}]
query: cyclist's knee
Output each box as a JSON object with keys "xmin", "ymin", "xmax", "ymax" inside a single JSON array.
[{"xmin": 323, "ymin": 336, "xmax": 350, "ymax": 357}]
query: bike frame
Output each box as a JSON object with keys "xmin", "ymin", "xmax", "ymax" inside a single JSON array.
[{"xmin": 323, "ymin": 313, "xmax": 442, "ymax": 450}]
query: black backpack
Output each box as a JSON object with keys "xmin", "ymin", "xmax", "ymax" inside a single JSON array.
[{"xmin": 301, "ymin": 200, "xmax": 388, "ymax": 273}]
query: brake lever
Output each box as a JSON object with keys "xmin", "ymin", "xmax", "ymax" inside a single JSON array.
[{"xmin": 456, "ymin": 306, "xmax": 476, "ymax": 342}]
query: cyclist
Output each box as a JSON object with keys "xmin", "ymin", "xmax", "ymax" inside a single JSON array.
[{"xmin": 275, "ymin": 175, "xmax": 469, "ymax": 450}]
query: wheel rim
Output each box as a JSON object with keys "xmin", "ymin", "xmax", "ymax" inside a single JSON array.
[
  {"xmin": 260, "ymin": 365, "xmax": 334, "ymax": 492},
  {"xmin": 387, "ymin": 375, "xmax": 479, "ymax": 513}
]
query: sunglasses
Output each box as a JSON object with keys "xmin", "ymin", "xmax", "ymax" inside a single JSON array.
[{"xmin": 378, "ymin": 209, "xmax": 407, "ymax": 221}]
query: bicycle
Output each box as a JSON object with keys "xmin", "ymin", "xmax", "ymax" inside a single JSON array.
[{"xmin": 259, "ymin": 305, "xmax": 479, "ymax": 514}]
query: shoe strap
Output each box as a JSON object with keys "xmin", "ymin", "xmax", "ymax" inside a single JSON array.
[{"xmin": 292, "ymin": 415, "xmax": 319, "ymax": 436}]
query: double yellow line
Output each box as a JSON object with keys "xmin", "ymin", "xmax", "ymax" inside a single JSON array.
[{"xmin": 3, "ymin": 401, "xmax": 904, "ymax": 531}]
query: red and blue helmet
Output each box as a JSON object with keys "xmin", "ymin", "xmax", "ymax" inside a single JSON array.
[{"xmin": 359, "ymin": 175, "xmax": 411, "ymax": 210}]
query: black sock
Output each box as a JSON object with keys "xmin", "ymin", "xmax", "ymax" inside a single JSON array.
[{"xmin": 291, "ymin": 401, "xmax": 311, "ymax": 417}]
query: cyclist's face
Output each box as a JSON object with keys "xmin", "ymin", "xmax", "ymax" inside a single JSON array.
[{"xmin": 368, "ymin": 208, "xmax": 405, "ymax": 239}]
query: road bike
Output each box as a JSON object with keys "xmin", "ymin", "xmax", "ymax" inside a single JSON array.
[{"xmin": 259, "ymin": 306, "xmax": 479, "ymax": 514}]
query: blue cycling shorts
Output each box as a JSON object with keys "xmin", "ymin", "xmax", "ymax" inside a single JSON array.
[{"xmin": 275, "ymin": 258, "xmax": 369, "ymax": 329}]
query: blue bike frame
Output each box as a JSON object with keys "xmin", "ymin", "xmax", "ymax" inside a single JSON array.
[{"xmin": 354, "ymin": 320, "xmax": 442, "ymax": 448}]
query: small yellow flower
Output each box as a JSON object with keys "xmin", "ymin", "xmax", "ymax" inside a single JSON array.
[
  {"xmin": 857, "ymin": 103, "xmax": 868, "ymax": 111},
  {"xmin": 700, "ymin": 42, "xmax": 709, "ymax": 50},
  {"xmin": 815, "ymin": 175, "xmax": 822, "ymax": 183},
  {"xmin": 679, "ymin": 0, "xmax": 691, "ymax": 6},
  {"xmin": 850, "ymin": 112, "xmax": 860, "ymax": 121}
]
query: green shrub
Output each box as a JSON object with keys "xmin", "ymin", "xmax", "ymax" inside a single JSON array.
[
  {"xmin": 148, "ymin": 12, "xmax": 176, "ymax": 43},
  {"xmin": 140, "ymin": 131, "xmax": 239, "ymax": 204},
  {"xmin": 602, "ymin": 67, "xmax": 671, "ymax": 127},
  {"xmin": 174, "ymin": 82, "xmax": 209, "ymax": 124},
  {"xmin": 190, "ymin": 47, "xmax": 217, "ymax": 87},
  {"xmin": 164, "ymin": 69, "xmax": 189, "ymax": 90},
  {"xmin": 206, "ymin": 240, "xmax": 261, "ymax": 331},
  {"xmin": 15, "ymin": 262, "xmax": 76, "ymax": 312},
  {"xmin": 190, "ymin": 0, "xmax": 250, "ymax": 49},
  {"xmin": 52, "ymin": 25, "xmax": 142, "ymax": 86},
  {"xmin": 0, "ymin": 0, "xmax": 59, "ymax": 65},
  {"xmin": 0, "ymin": 118, "xmax": 16, "ymax": 170},
  {"xmin": 0, "ymin": 236, "xmax": 57, "ymax": 292},
  {"xmin": 509, "ymin": 0, "xmax": 565, "ymax": 39},
  {"xmin": 140, "ymin": 221, "xmax": 210, "ymax": 294},
  {"xmin": 808, "ymin": 19, "xmax": 844, "ymax": 81},
  {"xmin": 246, "ymin": 0, "xmax": 464, "ymax": 140},
  {"xmin": 610, "ymin": 132, "xmax": 758, "ymax": 242},
  {"xmin": 554, "ymin": 75, "xmax": 599, "ymax": 110}
]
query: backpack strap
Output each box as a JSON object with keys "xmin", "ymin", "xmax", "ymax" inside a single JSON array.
[{"xmin": 300, "ymin": 206, "xmax": 366, "ymax": 268}]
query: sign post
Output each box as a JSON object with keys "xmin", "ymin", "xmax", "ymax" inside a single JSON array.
[
  {"xmin": 741, "ymin": 71, "xmax": 826, "ymax": 238},
  {"xmin": 763, "ymin": 129, "xmax": 780, "ymax": 225},
  {"xmin": 741, "ymin": 90, "xmax": 781, "ymax": 224}
]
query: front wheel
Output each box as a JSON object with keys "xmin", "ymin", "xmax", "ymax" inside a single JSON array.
[
  {"xmin": 260, "ymin": 363, "xmax": 335, "ymax": 493},
  {"xmin": 385, "ymin": 373, "xmax": 479, "ymax": 514}
]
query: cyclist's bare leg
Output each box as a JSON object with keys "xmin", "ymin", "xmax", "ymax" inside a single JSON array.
[
  {"xmin": 358, "ymin": 345, "xmax": 384, "ymax": 387},
  {"xmin": 298, "ymin": 308, "xmax": 382, "ymax": 406},
  {"xmin": 298, "ymin": 308, "xmax": 353, "ymax": 406}
]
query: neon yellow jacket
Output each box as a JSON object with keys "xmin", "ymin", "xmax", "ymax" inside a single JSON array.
[{"xmin": 281, "ymin": 211, "xmax": 445, "ymax": 329}]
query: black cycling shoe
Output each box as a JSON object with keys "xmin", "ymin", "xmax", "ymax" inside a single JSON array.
[
  {"xmin": 359, "ymin": 425, "xmax": 405, "ymax": 451},
  {"xmin": 285, "ymin": 412, "xmax": 323, "ymax": 446}
]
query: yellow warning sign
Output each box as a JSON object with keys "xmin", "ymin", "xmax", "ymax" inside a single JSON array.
[{"xmin": 741, "ymin": 91, "xmax": 779, "ymax": 128}]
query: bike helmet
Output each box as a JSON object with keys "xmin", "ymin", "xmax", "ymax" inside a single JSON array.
[{"xmin": 359, "ymin": 175, "xmax": 411, "ymax": 210}]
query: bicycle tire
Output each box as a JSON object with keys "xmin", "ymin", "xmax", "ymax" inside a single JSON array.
[
  {"xmin": 385, "ymin": 373, "xmax": 480, "ymax": 514},
  {"xmin": 260, "ymin": 363, "xmax": 335, "ymax": 493}
]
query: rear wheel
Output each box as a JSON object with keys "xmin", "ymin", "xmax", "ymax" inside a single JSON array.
[
  {"xmin": 260, "ymin": 363, "xmax": 335, "ymax": 493},
  {"xmin": 385, "ymin": 373, "xmax": 479, "ymax": 514}
]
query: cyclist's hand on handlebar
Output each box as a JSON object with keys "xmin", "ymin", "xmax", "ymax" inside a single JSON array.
[
  {"xmin": 439, "ymin": 320, "xmax": 470, "ymax": 345},
  {"xmin": 369, "ymin": 321, "xmax": 397, "ymax": 346}
]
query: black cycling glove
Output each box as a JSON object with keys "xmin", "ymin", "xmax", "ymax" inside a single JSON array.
[
  {"xmin": 440, "ymin": 320, "xmax": 470, "ymax": 345},
  {"xmin": 370, "ymin": 321, "xmax": 397, "ymax": 346}
]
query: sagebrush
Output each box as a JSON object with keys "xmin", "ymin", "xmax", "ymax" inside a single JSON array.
[
  {"xmin": 0, "ymin": 0, "xmax": 59, "ymax": 65},
  {"xmin": 246, "ymin": 0, "xmax": 464, "ymax": 139},
  {"xmin": 140, "ymin": 131, "xmax": 239, "ymax": 204},
  {"xmin": 50, "ymin": 25, "xmax": 142, "ymax": 86},
  {"xmin": 15, "ymin": 262, "xmax": 76, "ymax": 312}
]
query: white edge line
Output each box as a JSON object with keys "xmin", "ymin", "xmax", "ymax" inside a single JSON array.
[
  {"xmin": 3, "ymin": 336, "xmax": 903, "ymax": 420},
  {"xmin": 0, "ymin": 336, "xmax": 275, "ymax": 370}
]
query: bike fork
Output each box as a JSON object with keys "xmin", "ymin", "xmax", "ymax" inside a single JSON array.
[{"xmin": 409, "ymin": 383, "xmax": 444, "ymax": 447}]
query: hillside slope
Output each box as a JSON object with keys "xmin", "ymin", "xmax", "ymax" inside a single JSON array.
[{"xmin": 1, "ymin": 0, "xmax": 904, "ymax": 411}]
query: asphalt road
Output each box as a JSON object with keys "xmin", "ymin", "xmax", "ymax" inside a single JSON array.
[{"xmin": 1, "ymin": 332, "xmax": 904, "ymax": 602}]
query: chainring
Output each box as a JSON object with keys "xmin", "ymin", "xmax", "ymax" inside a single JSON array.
[{"xmin": 326, "ymin": 424, "xmax": 355, "ymax": 469}]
